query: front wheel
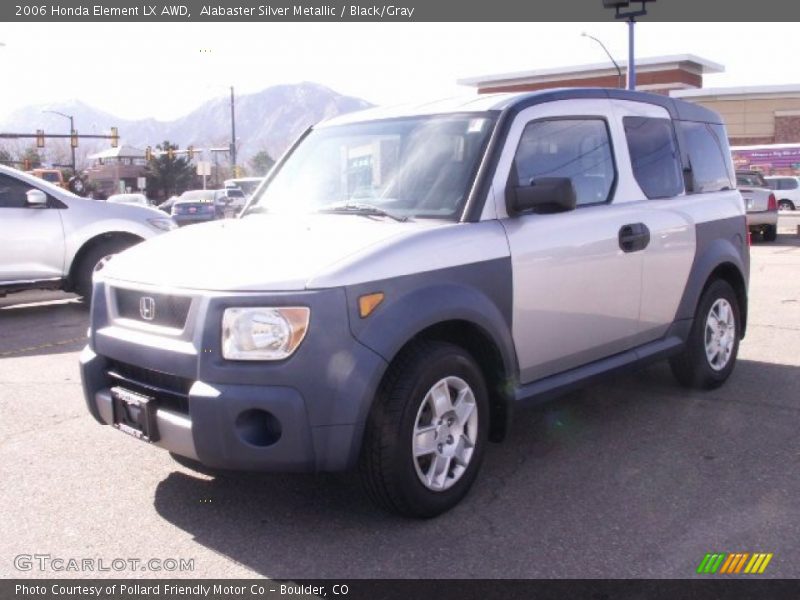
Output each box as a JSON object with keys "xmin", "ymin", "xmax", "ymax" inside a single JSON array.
[
  {"xmin": 669, "ymin": 279, "xmax": 741, "ymax": 390},
  {"xmin": 778, "ymin": 199, "xmax": 795, "ymax": 211},
  {"xmin": 359, "ymin": 341, "xmax": 489, "ymax": 518}
]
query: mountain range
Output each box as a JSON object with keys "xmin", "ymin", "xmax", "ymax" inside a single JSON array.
[{"xmin": 0, "ymin": 82, "xmax": 373, "ymax": 168}]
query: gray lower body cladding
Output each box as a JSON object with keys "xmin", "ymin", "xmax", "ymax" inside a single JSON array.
[
  {"xmin": 80, "ymin": 258, "xmax": 514, "ymax": 473},
  {"xmin": 81, "ymin": 284, "xmax": 388, "ymax": 472}
]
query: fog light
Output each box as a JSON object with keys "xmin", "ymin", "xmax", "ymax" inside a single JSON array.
[{"xmin": 234, "ymin": 409, "xmax": 281, "ymax": 447}]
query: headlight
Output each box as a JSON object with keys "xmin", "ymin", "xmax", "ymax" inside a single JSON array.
[
  {"xmin": 222, "ymin": 307, "xmax": 310, "ymax": 360},
  {"xmin": 148, "ymin": 217, "xmax": 177, "ymax": 232}
]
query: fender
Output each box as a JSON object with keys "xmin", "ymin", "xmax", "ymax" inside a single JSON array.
[
  {"xmin": 674, "ymin": 216, "xmax": 749, "ymax": 330},
  {"xmin": 344, "ymin": 259, "xmax": 518, "ymax": 382}
]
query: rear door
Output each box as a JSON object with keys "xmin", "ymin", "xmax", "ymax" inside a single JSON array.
[{"xmin": 0, "ymin": 173, "xmax": 66, "ymax": 282}]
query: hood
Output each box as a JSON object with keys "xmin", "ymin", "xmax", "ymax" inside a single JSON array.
[{"xmin": 101, "ymin": 213, "xmax": 439, "ymax": 291}]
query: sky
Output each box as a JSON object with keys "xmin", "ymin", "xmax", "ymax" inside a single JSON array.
[{"xmin": 1, "ymin": 22, "xmax": 799, "ymax": 121}]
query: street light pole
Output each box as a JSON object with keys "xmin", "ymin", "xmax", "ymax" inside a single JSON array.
[
  {"xmin": 627, "ymin": 18, "xmax": 635, "ymax": 91},
  {"xmin": 230, "ymin": 86, "xmax": 237, "ymax": 177},
  {"xmin": 42, "ymin": 110, "xmax": 76, "ymax": 174},
  {"xmin": 581, "ymin": 32, "xmax": 623, "ymax": 88},
  {"xmin": 602, "ymin": 0, "xmax": 655, "ymax": 91}
]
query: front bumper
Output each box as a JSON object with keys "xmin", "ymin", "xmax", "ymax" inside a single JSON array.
[{"xmin": 80, "ymin": 283, "xmax": 387, "ymax": 472}]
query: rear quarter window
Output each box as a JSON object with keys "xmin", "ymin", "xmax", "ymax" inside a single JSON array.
[
  {"xmin": 678, "ymin": 121, "xmax": 734, "ymax": 193},
  {"xmin": 623, "ymin": 116, "xmax": 683, "ymax": 199}
]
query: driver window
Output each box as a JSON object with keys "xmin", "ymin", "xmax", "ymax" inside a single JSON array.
[
  {"xmin": 0, "ymin": 174, "xmax": 35, "ymax": 208},
  {"xmin": 512, "ymin": 118, "xmax": 616, "ymax": 206}
]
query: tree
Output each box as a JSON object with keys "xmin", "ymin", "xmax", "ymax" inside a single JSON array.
[
  {"xmin": 145, "ymin": 140, "xmax": 196, "ymax": 200},
  {"xmin": 0, "ymin": 148, "xmax": 12, "ymax": 166},
  {"xmin": 20, "ymin": 147, "xmax": 43, "ymax": 169},
  {"xmin": 250, "ymin": 150, "xmax": 276, "ymax": 176}
]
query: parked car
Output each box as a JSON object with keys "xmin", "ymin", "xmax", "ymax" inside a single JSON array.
[
  {"xmin": 81, "ymin": 89, "xmax": 748, "ymax": 517},
  {"xmin": 107, "ymin": 193, "xmax": 151, "ymax": 207},
  {"xmin": 216, "ymin": 187, "xmax": 247, "ymax": 218},
  {"xmin": 764, "ymin": 175, "xmax": 800, "ymax": 211},
  {"xmin": 27, "ymin": 168, "xmax": 66, "ymax": 189},
  {"xmin": 170, "ymin": 190, "xmax": 221, "ymax": 226},
  {"xmin": 736, "ymin": 171, "xmax": 778, "ymax": 241},
  {"xmin": 224, "ymin": 177, "xmax": 265, "ymax": 198},
  {"xmin": 0, "ymin": 165, "xmax": 176, "ymax": 301}
]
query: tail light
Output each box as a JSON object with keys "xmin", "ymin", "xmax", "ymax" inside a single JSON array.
[{"xmin": 768, "ymin": 193, "xmax": 777, "ymax": 211}]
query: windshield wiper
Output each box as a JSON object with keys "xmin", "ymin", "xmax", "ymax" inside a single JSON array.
[{"xmin": 318, "ymin": 203, "xmax": 409, "ymax": 222}]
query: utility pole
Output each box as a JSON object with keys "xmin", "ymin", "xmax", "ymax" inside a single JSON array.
[
  {"xmin": 230, "ymin": 86, "xmax": 237, "ymax": 177},
  {"xmin": 43, "ymin": 110, "xmax": 76, "ymax": 174},
  {"xmin": 602, "ymin": 0, "xmax": 655, "ymax": 91}
]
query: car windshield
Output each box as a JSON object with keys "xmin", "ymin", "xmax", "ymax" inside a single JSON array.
[
  {"xmin": 737, "ymin": 172, "xmax": 768, "ymax": 187},
  {"xmin": 244, "ymin": 114, "xmax": 496, "ymax": 220},
  {"xmin": 109, "ymin": 194, "xmax": 145, "ymax": 204},
  {"xmin": 40, "ymin": 172, "xmax": 61, "ymax": 183},
  {"xmin": 179, "ymin": 190, "xmax": 215, "ymax": 203}
]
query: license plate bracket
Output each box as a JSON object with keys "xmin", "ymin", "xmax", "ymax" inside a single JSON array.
[{"xmin": 111, "ymin": 386, "xmax": 160, "ymax": 443}]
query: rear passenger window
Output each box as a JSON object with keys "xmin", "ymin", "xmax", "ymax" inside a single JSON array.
[
  {"xmin": 678, "ymin": 121, "xmax": 734, "ymax": 193},
  {"xmin": 782, "ymin": 178, "xmax": 798, "ymax": 190},
  {"xmin": 512, "ymin": 118, "xmax": 615, "ymax": 206},
  {"xmin": 623, "ymin": 117, "xmax": 683, "ymax": 199}
]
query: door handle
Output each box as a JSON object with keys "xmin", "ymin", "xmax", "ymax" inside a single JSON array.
[{"xmin": 619, "ymin": 223, "xmax": 650, "ymax": 253}]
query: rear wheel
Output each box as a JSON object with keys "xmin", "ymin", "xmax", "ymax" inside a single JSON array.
[
  {"xmin": 763, "ymin": 224, "xmax": 777, "ymax": 242},
  {"xmin": 74, "ymin": 238, "xmax": 137, "ymax": 303},
  {"xmin": 670, "ymin": 279, "xmax": 740, "ymax": 390},
  {"xmin": 359, "ymin": 341, "xmax": 489, "ymax": 518},
  {"xmin": 778, "ymin": 199, "xmax": 795, "ymax": 211}
]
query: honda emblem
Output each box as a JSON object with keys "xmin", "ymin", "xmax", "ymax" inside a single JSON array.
[{"xmin": 139, "ymin": 296, "xmax": 156, "ymax": 321}]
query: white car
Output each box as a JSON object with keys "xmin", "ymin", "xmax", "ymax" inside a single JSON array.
[
  {"xmin": 0, "ymin": 165, "xmax": 177, "ymax": 301},
  {"xmin": 107, "ymin": 193, "xmax": 152, "ymax": 207},
  {"xmin": 764, "ymin": 176, "xmax": 800, "ymax": 211}
]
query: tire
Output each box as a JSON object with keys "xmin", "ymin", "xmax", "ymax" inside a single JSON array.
[
  {"xmin": 359, "ymin": 341, "xmax": 489, "ymax": 518},
  {"xmin": 778, "ymin": 199, "xmax": 795, "ymax": 211},
  {"xmin": 669, "ymin": 279, "xmax": 741, "ymax": 390},
  {"xmin": 74, "ymin": 238, "xmax": 137, "ymax": 302},
  {"xmin": 763, "ymin": 225, "xmax": 777, "ymax": 242}
]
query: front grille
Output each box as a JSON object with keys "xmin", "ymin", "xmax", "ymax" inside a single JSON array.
[
  {"xmin": 114, "ymin": 288, "xmax": 191, "ymax": 329},
  {"xmin": 106, "ymin": 360, "xmax": 192, "ymax": 414}
]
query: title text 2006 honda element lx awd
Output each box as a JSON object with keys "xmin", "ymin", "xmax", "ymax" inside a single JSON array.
[{"xmin": 81, "ymin": 89, "xmax": 748, "ymax": 517}]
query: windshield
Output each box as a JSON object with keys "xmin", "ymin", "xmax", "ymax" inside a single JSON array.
[
  {"xmin": 244, "ymin": 114, "xmax": 496, "ymax": 220},
  {"xmin": 109, "ymin": 194, "xmax": 145, "ymax": 203},
  {"xmin": 737, "ymin": 172, "xmax": 768, "ymax": 187},
  {"xmin": 180, "ymin": 190, "xmax": 215, "ymax": 202},
  {"xmin": 226, "ymin": 179, "xmax": 263, "ymax": 196},
  {"xmin": 40, "ymin": 172, "xmax": 61, "ymax": 183}
]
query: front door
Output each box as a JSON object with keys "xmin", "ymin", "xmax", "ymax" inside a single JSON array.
[
  {"xmin": 497, "ymin": 102, "xmax": 645, "ymax": 383},
  {"xmin": 0, "ymin": 174, "xmax": 65, "ymax": 283}
]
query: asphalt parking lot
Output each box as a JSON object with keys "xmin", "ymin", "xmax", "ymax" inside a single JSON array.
[{"xmin": 1, "ymin": 216, "xmax": 799, "ymax": 580}]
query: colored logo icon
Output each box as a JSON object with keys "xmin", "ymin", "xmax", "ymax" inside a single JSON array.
[{"xmin": 697, "ymin": 552, "xmax": 773, "ymax": 574}]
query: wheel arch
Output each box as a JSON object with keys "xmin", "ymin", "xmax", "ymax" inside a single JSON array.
[
  {"xmin": 675, "ymin": 234, "xmax": 749, "ymax": 339},
  {"xmin": 705, "ymin": 262, "xmax": 748, "ymax": 337},
  {"xmin": 349, "ymin": 278, "xmax": 518, "ymax": 444},
  {"xmin": 392, "ymin": 319, "xmax": 514, "ymax": 442},
  {"xmin": 66, "ymin": 231, "xmax": 143, "ymax": 291}
]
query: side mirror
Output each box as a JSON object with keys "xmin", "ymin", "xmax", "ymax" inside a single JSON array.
[
  {"xmin": 507, "ymin": 177, "xmax": 577, "ymax": 215},
  {"xmin": 26, "ymin": 189, "xmax": 48, "ymax": 207}
]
